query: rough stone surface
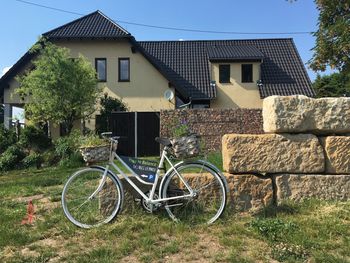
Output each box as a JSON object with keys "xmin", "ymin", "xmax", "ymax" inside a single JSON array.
[
  {"xmin": 79, "ymin": 145, "xmax": 110, "ymax": 164},
  {"xmin": 100, "ymin": 173, "xmax": 273, "ymax": 213},
  {"xmin": 321, "ymin": 136, "xmax": 350, "ymax": 174},
  {"xmin": 160, "ymin": 108, "xmax": 263, "ymax": 152},
  {"xmin": 226, "ymin": 173, "xmax": 274, "ymax": 212},
  {"xmin": 263, "ymin": 95, "xmax": 350, "ymax": 134},
  {"xmin": 275, "ymin": 174, "xmax": 350, "ymax": 203},
  {"xmin": 222, "ymin": 133, "xmax": 325, "ymax": 174}
]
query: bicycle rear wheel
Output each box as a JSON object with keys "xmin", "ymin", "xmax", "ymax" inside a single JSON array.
[
  {"xmin": 161, "ymin": 162, "xmax": 226, "ymax": 224},
  {"xmin": 62, "ymin": 167, "xmax": 123, "ymax": 228}
]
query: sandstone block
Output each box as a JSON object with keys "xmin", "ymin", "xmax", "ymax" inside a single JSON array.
[
  {"xmin": 222, "ymin": 133, "xmax": 324, "ymax": 174},
  {"xmin": 263, "ymin": 95, "xmax": 350, "ymax": 134},
  {"xmin": 321, "ymin": 136, "xmax": 350, "ymax": 174},
  {"xmin": 275, "ymin": 174, "xmax": 350, "ymax": 202},
  {"xmin": 226, "ymin": 174, "xmax": 273, "ymax": 212}
]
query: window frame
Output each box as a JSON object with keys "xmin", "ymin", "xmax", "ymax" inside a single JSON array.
[
  {"xmin": 241, "ymin": 64, "xmax": 253, "ymax": 83},
  {"xmin": 95, "ymin": 58, "xmax": 107, "ymax": 82},
  {"xmin": 118, "ymin": 57, "xmax": 130, "ymax": 82},
  {"xmin": 219, "ymin": 64, "xmax": 231, "ymax": 83}
]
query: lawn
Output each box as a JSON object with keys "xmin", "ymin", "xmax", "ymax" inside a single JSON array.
[{"xmin": 0, "ymin": 165, "xmax": 349, "ymax": 263}]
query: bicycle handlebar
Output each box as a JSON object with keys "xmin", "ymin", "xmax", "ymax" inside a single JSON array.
[{"xmin": 101, "ymin": 132, "xmax": 127, "ymax": 142}]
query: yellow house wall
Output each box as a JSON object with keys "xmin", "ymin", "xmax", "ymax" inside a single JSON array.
[
  {"xmin": 55, "ymin": 39, "xmax": 174, "ymax": 112},
  {"xmin": 210, "ymin": 62, "xmax": 263, "ymax": 109},
  {"xmin": 4, "ymin": 39, "xmax": 175, "ymax": 133}
]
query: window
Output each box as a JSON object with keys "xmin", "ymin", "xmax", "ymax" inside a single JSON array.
[
  {"xmin": 119, "ymin": 58, "xmax": 130, "ymax": 82},
  {"xmin": 242, "ymin": 64, "xmax": 253, "ymax": 83},
  {"xmin": 95, "ymin": 58, "xmax": 106, "ymax": 82},
  {"xmin": 219, "ymin": 64, "xmax": 230, "ymax": 83}
]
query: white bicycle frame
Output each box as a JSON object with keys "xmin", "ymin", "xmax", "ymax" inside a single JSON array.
[{"xmin": 101, "ymin": 143, "xmax": 195, "ymax": 205}]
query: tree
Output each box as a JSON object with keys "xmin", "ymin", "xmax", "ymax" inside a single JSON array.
[
  {"xmin": 96, "ymin": 93, "xmax": 128, "ymax": 134},
  {"xmin": 313, "ymin": 73, "xmax": 350, "ymax": 98},
  {"xmin": 16, "ymin": 40, "xmax": 101, "ymax": 135},
  {"xmin": 313, "ymin": 72, "xmax": 350, "ymax": 97},
  {"xmin": 309, "ymin": 0, "xmax": 350, "ymax": 73}
]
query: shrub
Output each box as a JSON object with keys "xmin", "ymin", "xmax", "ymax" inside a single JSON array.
[
  {"xmin": 80, "ymin": 133, "xmax": 108, "ymax": 147},
  {"xmin": 0, "ymin": 145, "xmax": 26, "ymax": 171},
  {"xmin": 0, "ymin": 125, "xmax": 17, "ymax": 154},
  {"xmin": 19, "ymin": 125, "xmax": 52, "ymax": 152},
  {"xmin": 21, "ymin": 153, "xmax": 43, "ymax": 169},
  {"xmin": 96, "ymin": 93, "xmax": 128, "ymax": 134},
  {"xmin": 58, "ymin": 152, "xmax": 84, "ymax": 168},
  {"xmin": 54, "ymin": 131, "xmax": 81, "ymax": 159},
  {"xmin": 42, "ymin": 150, "xmax": 60, "ymax": 166}
]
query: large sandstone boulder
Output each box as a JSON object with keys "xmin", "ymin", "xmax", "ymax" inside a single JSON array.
[
  {"xmin": 321, "ymin": 136, "xmax": 350, "ymax": 174},
  {"xmin": 226, "ymin": 174, "xmax": 274, "ymax": 212},
  {"xmin": 263, "ymin": 95, "xmax": 350, "ymax": 134},
  {"xmin": 222, "ymin": 133, "xmax": 324, "ymax": 174},
  {"xmin": 275, "ymin": 174, "xmax": 350, "ymax": 203}
]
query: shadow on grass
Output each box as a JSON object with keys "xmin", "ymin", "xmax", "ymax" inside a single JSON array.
[{"xmin": 253, "ymin": 202, "xmax": 300, "ymax": 218}]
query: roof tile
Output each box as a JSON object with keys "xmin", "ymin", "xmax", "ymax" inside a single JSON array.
[{"xmin": 43, "ymin": 11, "xmax": 131, "ymax": 39}]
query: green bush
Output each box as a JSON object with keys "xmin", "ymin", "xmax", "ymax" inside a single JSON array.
[
  {"xmin": 0, "ymin": 145, "xmax": 26, "ymax": 171},
  {"xmin": 80, "ymin": 133, "xmax": 108, "ymax": 147},
  {"xmin": 42, "ymin": 150, "xmax": 60, "ymax": 166},
  {"xmin": 0, "ymin": 125, "xmax": 17, "ymax": 154},
  {"xmin": 54, "ymin": 131, "xmax": 81, "ymax": 159},
  {"xmin": 53, "ymin": 131, "xmax": 85, "ymax": 167},
  {"xmin": 21, "ymin": 153, "xmax": 43, "ymax": 168},
  {"xmin": 58, "ymin": 152, "xmax": 84, "ymax": 168},
  {"xmin": 19, "ymin": 125, "xmax": 51, "ymax": 152}
]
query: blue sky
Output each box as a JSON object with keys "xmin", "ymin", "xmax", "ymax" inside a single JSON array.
[{"xmin": 0, "ymin": 0, "xmax": 326, "ymax": 81}]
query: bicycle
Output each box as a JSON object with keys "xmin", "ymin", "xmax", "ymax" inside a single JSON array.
[{"xmin": 61, "ymin": 132, "xmax": 228, "ymax": 228}]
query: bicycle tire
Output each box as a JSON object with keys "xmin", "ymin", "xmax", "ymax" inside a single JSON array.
[
  {"xmin": 62, "ymin": 167, "xmax": 124, "ymax": 228},
  {"xmin": 161, "ymin": 162, "xmax": 226, "ymax": 224}
]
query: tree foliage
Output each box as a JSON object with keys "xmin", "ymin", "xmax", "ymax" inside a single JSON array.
[
  {"xmin": 96, "ymin": 93, "xmax": 128, "ymax": 134},
  {"xmin": 309, "ymin": 0, "xmax": 350, "ymax": 72},
  {"xmin": 16, "ymin": 40, "xmax": 101, "ymax": 135},
  {"xmin": 99, "ymin": 93, "xmax": 128, "ymax": 115},
  {"xmin": 313, "ymin": 71, "xmax": 350, "ymax": 97}
]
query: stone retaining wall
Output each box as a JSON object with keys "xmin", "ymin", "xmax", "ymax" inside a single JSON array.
[
  {"xmin": 222, "ymin": 95, "xmax": 350, "ymax": 211},
  {"xmin": 160, "ymin": 108, "xmax": 263, "ymax": 152}
]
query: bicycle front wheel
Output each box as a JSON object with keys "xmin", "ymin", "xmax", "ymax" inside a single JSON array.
[
  {"xmin": 161, "ymin": 162, "xmax": 227, "ymax": 224},
  {"xmin": 62, "ymin": 167, "xmax": 123, "ymax": 228}
]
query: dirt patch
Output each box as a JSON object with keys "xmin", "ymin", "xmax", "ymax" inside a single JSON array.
[
  {"xmin": 120, "ymin": 255, "xmax": 141, "ymax": 263},
  {"xmin": 21, "ymin": 247, "xmax": 40, "ymax": 258},
  {"xmin": 163, "ymin": 233, "xmax": 224, "ymax": 263},
  {"xmin": 13, "ymin": 194, "xmax": 44, "ymax": 203}
]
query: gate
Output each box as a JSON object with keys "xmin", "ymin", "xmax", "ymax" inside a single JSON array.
[{"xmin": 103, "ymin": 112, "xmax": 160, "ymax": 157}]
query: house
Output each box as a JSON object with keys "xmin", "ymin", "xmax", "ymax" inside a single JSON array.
[{"xmin": 0, "ymin": 10, "xmax": 314, "ymax": 136}]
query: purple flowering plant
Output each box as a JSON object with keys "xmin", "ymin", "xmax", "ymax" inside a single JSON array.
[{"xmin": 171, "ymin": 118, "xmax": 191, "ymax": 138}]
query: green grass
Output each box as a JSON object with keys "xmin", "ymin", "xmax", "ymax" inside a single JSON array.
[{"xmin": 0, "ymin": 166, "xmax": 349, "ymax": 262}]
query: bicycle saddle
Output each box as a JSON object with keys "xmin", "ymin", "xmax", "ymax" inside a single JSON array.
[{"xmin": 155, "ymin": 137, "xmax": 172, "ymax": 147}]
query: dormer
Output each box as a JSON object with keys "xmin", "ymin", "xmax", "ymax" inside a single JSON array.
[{"xmin": 207, "ymin": 45, "xmax": 264, "ymax": 87}]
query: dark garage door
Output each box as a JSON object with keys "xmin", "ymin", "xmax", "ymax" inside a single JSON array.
[{"xmin": 106, "ymin": 112, "xmax": 160, "ymax": 157}]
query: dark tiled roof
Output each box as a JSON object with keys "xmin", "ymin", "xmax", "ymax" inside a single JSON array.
[
  {"xmin": 206, "ymin": 45, "xmax": 264, "ymax": 61},
  {"xmin": 138, "ymin": 39, "xmax": 315, "ymax": 99},
  {"xmin": 137, "ymin": 41, "xmax": 214, "ymax": 99},
  {"xmin": 43, "ymin": 11, "xmax": 131, "ymax": 39}
]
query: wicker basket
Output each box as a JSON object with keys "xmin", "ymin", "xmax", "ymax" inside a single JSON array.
[
  {"xmin": 170, "ymin": 134, "xmax": 200, "ymax": 159},
  {"xmin": 79, "ymin": 144, "xmax": 110, "ymax": 163}
]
